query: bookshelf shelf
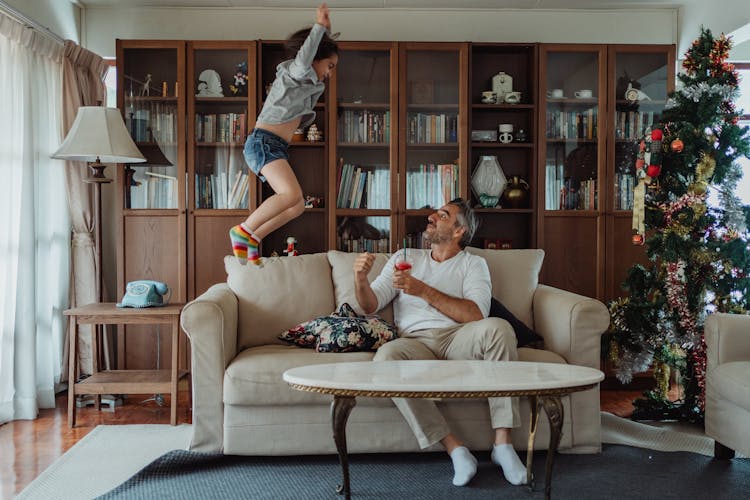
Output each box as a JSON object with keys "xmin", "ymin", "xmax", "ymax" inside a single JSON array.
[
  {"xmin": 471, "ymin": 142, "xmax": 534, "ymax": 148},
  {"xmin": 472, "ymin": 103, "xmax": 535, "ymax": 110}
]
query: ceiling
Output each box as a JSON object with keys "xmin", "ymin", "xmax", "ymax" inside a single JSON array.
[{"xmin": 74, "ymin": 1, "xmax": 691, "ymax": 9}]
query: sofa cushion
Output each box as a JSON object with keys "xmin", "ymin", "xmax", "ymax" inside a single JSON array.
[
  {"xmin": 707, "ymin": 361, "xmax": 750, "ymax": 412},
  {"xmin": 224, "ymin": 345, "xmax": 390, "ymax": 406},
  {"xmin": 279, "ymin": 303, "xmax": 398, "ymax": 353},
  {"xmin": 466, "ymin": 248, "xmax": 544, "ymax": 329},
  {"xmin": 225, "ymin": 254, "xmax": 335, "ymax": 350},
  {"xmin": 327, "ymin": 250, "xmax": 395, "ymax": 325}
]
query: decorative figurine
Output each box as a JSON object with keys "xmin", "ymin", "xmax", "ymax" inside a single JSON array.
[
  {"xmin": 284, "ymin": 236, "xmax": 299, "ymax": 256},
  {"xmin": 229, "ymin": 62, "xmax": 248, "ymax": 96},
  {"xmin": 307, "ymin": 124, "xmax": 323, "ymax": 141},
  {"xmin": 140, "ymin": 74, "xmax": 152, "ymax": 96},
  {"xmin": 196, "ymin": 69, "xmax": 224, "ymax": 97}
]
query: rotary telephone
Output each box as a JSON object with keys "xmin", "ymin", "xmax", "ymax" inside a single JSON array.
[{"xmin": 116, "ymin": 280, "xmax": 171, "ymax": 308}]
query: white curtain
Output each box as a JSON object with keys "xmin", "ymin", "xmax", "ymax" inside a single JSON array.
[{"xmin": 0, "ymin": 13, "xmax": 68, "ymax": 423}]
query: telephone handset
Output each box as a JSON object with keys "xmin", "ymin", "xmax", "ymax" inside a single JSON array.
[{"xmin": 116, "ymin": 280, "xmax": 171, "ymax": 308}]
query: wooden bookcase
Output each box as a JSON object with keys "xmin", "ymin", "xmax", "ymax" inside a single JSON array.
[
  {"xmin": 536, "ymin": 43, "xmax": 675, "ymax": 301},
  {"xmin": 115, "ymin": 39, "xmax": 673, "ymax": 369}
]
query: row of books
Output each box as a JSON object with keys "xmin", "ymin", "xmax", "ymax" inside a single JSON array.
[
  {"xmin": 545, "ymin": 164, "xmax": 598, "ymax": 210},
  {"xmin": 195, "ymin": 112, "xmax": 247, "ymax": 143},
  {"xmin": 545, "ymin": 109, "xmax": 598, "ymax": 140},
  {"xmin": 614, "ymin": 111, "xmax": 657, "ymax": 141},
  {"xmin": 338, "ymin": 109, "xmax": 390, "ymax": 143},
  {"xmin": 336, "ymin": 237, "xmax": 391, "ymax": 253},
  {"xmin": 128, "ymin": 170, "xmax": 178, "ymax": 209},
  {"xmin": 406, "ymin": 163, "xmax": 459, "ymax": 210},
  {"xmin": 406, "ymin": 112, "xmax": 459, "ymax": 144},
  {"xmin": 126, "ymin": 102, "xmax": 178, "ymax": 143},
  {"xmin": 614, "ymin": 172, "xmax": 635, "ymax": 210},
  {"xmin": 336, "ymin": 163, "xmax": 390, "ymax": 209},
  {"xmin": 195, "ymin": 172, "xmax": 249, "ymax": 209}
]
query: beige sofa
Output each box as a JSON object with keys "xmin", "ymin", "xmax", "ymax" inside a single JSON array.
[
  {"xmin": 180, "ymin": 248, "xmax": 610, "ymax": 456},
  {"xmin": 705, "ymin": 313, "xmax": 750, "ymax": 458}
]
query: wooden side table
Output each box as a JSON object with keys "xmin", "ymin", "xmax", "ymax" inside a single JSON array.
[{"xmin": 63, "ymin": 302, "xmax": 188, "ymax": 427}]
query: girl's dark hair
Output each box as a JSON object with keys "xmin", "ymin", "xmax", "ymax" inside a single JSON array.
[{"xmin": 285, "ymin": 27, "xmax": 339, "ymax": 61}]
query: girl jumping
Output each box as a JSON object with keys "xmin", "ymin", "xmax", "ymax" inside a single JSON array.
[{"xmin": 230, "ymin": 3, "xmax": 338, "ymax": 264}]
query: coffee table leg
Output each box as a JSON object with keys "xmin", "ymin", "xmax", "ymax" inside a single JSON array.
[
  {"xmin": 540, "ymin": 396, "xmax": 564, "ymax": 500},
  {"xmin": 526, "ymin": 395, "xmax": 541, "ymax": 490},
  {"xmin": 331, "ymin": 395, "xmax": 357, "ymax": 499}
]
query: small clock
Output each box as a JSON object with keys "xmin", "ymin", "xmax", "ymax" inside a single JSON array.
[{"xmin": 625, "ymin": 87, "xmax": 640, "ymax": 103}]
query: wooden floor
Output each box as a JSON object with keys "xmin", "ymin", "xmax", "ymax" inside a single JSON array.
[{"xmin": 0, "ymin": 389, "xmax": 642, "ymax": 499}]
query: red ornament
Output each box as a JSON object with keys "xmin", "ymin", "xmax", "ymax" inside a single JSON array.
[
  {"xmin": 651, "ymin": 128, "xmax": 663, "ymax": 141},
  {"xmin": 647, "ymin": 164, "xmax": 662, "ymax": 178},
  {"xmin": 670, "ymin": 138, "xmax": 684, "ymax": 153},
  {"xmin": 635, "ymin": 158, "xmax": 645, "ymax": 170},
  {"xmin": 632, "ymin": 233, "xmax": 645, "ymax": 246}
]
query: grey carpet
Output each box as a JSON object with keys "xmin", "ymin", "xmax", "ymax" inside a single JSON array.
[{"xmin": 97, "ymin": 445, "xmax": 749, "ymax": 500}]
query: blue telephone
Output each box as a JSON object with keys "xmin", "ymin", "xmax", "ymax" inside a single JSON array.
[{"xmin": 116, "ymin": 280, "xmax": 171, "ymax": 308}]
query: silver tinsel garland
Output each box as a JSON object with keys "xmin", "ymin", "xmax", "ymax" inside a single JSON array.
[{"xmin": 664, "ymin": 82, "xmax": 738, "ymax": 109}]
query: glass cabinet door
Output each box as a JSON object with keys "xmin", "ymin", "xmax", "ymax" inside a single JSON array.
[
  {"xmin": 190, "ymin": 47, "xmax": 253, "ymax": 211},
  {"xmin": 611, "ymin": 48, "xmax": 672, "ymax": 211},
  {"xmin": 332, "ymin": 43, "xmax": 396, "ymax": 253},
  {"xmin": 541, "ymin": 48, "xmax": 604, "ymax": 212},
  {"xmin": 121, "ymin": 47, "xmax": 182, "ymax": 210},
  {"xmin": 188, "ymin": 42, "xmax": 255, "ymax": 210},
  {"xmin": 187, "ymin": 41, "xmax": 256, "ymax": 298},
  {"xmin": 401, "ymin": 43, "xmax": 467, "ymax": 249},
  {"xmin": 605, "ymin": 45, "xmax": 675, "ymax": 302}
]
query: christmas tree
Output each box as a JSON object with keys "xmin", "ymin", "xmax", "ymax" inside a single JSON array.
[{"xmin": 606, "ymin": 28, "xmax": 750, "ymax": 422}]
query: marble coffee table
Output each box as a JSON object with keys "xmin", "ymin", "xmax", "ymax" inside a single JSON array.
[{"xmin": 283, "ymin": 360, "xmax": 604, "ymax": 500}]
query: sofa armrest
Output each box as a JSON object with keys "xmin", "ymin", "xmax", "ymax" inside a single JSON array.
[
  {"xmin": 180, "ymin": 283, "xmax": 239, "ymax": 452},
  {"xmin": 532, "ymin": 284, "xmax": 610, "ymax": 369},
  {"xmin": 705, "ymin": 313, "xmax": 750, "ymax": 370}
]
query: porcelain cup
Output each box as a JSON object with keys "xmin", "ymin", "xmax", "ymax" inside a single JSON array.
[
  {"xmin": 498, "ymin": 123, "xmax": 514, "ymax": 144},
  {"xmin": 546, "ymin": 88, "xmax": 564, "ymax": 98},
  {"xmin": 481, "ymin": 91, "xmax": 497, "ymax": 104},
  {"xmin": 575, "ymin": 89, "xmax": 593, "ymax": 99},
  {"xmin": 504, "ymin": 91, "xmax": 521, "ymax": 104}
]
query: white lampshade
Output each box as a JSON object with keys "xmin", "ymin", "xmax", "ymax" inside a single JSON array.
[{"xmin": 52, "ymin": 106, "xmax": 146, "ymax": 163}]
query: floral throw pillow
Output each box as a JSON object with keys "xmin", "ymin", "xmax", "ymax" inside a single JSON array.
[{"xmin": 278, "ymin": 303, "xmax": 398, "ymax": 353}]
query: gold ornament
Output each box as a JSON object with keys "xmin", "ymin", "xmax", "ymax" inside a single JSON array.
[{"xmin": 689, "ymin": 180, "xmax": 708, "ymax": 195}]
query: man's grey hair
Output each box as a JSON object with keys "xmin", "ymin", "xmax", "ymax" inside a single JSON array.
[{"xmin": 448, "ymin": 198, "xmax": 477, "ymax": 248}]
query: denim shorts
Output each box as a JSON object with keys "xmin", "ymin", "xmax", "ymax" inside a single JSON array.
[{"xmin": 243, "ymin": 128, "xmax": 289, "ymax": 183}]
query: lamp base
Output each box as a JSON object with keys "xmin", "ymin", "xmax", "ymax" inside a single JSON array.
[{"xmin": 84, "ymin": 159, "xmax": 113, "ymax": 184}]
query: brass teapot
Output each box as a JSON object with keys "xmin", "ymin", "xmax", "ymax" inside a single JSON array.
[{"xmin": 501, "ymin": 175, "xmax": 530, "ymax": 208}]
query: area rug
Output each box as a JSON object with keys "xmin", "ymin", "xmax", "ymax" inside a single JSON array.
[
  {"xmin": 16, "ymin": 414, "xmax": 746, "ymax": 499},
  {"xmin": 97, "ymin": 445, "xmax": 749, "ymax": 500}
]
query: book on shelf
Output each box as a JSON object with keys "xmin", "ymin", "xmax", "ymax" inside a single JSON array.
[
  {"xmin": 336, "ymin": 163, "xmax": 390, "ymax": 209},
  {"xmin": 195, "ymin": 112, "xmax": 247, "ymax": 143},
  {"xmin": 406, "ymin": 163, "xmax": 458, "ymax": 209},
  {"xmin": 128, "ymin": 169, "xmax": 178, "ymax": 209},
  {"xmin": 406, "ymin": 112, "xmax": 458, "ymax": 144},
  {"xmin": 338, "ymin": 109, "xmax": 390, "ymax": 143}
]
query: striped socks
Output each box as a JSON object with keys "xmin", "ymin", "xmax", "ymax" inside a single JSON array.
[{"xmin": 230, "ymin": 223, "xmax": 261, "ymax": 265}]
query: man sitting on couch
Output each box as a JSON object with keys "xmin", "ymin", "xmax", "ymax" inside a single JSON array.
[{"xmin": 352, "ymin": 198, "xmax": 527, "ymax": 487}]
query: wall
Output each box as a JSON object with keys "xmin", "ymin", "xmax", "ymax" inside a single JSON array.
[
  {"xmin": 82, "ymin": 7, "xmax": 678, "ymax": 57},
  {"xmin": 3, "ymin": 0, "xmax": 79, "ymax": 42}
]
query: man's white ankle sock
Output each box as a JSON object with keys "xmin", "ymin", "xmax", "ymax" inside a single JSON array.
[
  {"xmin": 449, "ymin": 446, "xmax": 477, "ymax": 486},
  {"xmin": 491, "ymin": 443, "xmax": 527, "ymax": 485}
]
